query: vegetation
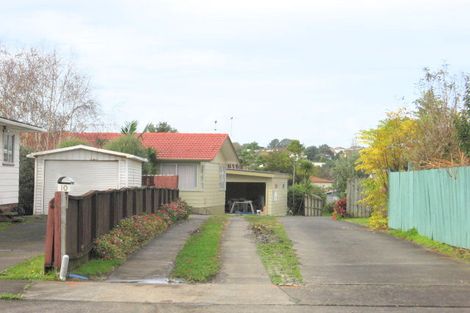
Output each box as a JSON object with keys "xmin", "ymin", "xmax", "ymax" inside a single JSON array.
[
  {"xmin": 74, "ymin": 259, "xmax": 123, "ymax": 279},
  {"xmin": 288, "ymin": 182, "xmax": 325, "ymax": 215},
  {"xmin": 0, "ymin": 293, "xmax": 22, "ymax": 300},
  {"xmin": 172, "ymin": 216, "xmax": 227, "ymax": 282},
  {"xmin": 147, "ymin": 121, "xmax": 177, "ymax": 133},
  {"xmin": 332, "ymin": 198, "xmax": 347, "ymax": 220},
  {"xmin": 0, "ymin": 255, "xmax": 56, "ymax": 281},
  {"xmin": 57, "ymin": 137, "xmax": 90, "ymax": 148},
  {"xmin": 94, "ymin": 201, "xmax": 190, "ymax": 260},
  {"xmin": 104, "ymin": 134, "xmax": 158, "ymax": 174},
  {"xmin": 332, "ymin": 151, "xmax": 365, "ymax": 197},
  {"xmin": 389, "ymin": 228, "xmax": 470, "ymax": 263},
  {"xmin": 0, "ymin": 222, "xmax": 12, "ymax": 232},
  {"xmin": 18, "ymin": 146, "xmax": 35, "ymax": 215},
  {"xmin": 246, "ymin": 216, "xmax": 302, "ymax": 285},
  {"xmin": 343, "ymin": 217, "xmax": 369, "ymax": 226}
]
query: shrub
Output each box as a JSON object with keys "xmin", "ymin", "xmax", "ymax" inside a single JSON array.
[
  {"xmin": 18, "ymin": 146, "xmax": 35, "ymax": 215},
  {"xmin": 94, "ymin": 200, "xmax": 190, "ymax": 260},
  {"xmin": 332, "ymin": 198, "xmax": 347, "ymax": 220}
]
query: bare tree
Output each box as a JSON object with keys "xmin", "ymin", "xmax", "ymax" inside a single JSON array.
[{"xmin": 0, "ymin": 46, "xmax": 100, "ymax": 149}]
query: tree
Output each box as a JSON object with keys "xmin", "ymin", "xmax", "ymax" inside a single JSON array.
[
  {"xmin": 456, "ymin": 77, "xmax": 470, "ymax": 157},
  {"xmin": 356, "ymin": 111, "xmax": 418, "ymax": 229},
  {"xmin": 278, "ymin": 138, "xmax": 292, "ymax": 148},
  {"xmin": 305, "ymin": 145, "xmax": 319, "ymax": 161},
  {"xmin": 259, "ymin": 150, "xmax": 292, "ymax": 173},
  {"xmin": 18, "ymin": 146, "xmax": 35, "ymax": 215},
  {"xmin": 104, "ymin": 135, "xmax": 158, "ymax": 174},
  {"xmin": 298, "ymin": 159, "xmax": 314, "ymax": 184},
  {"xmin": 317, "ymin": 144, "xmax": 335, "ymax": 160},
  {"xmin": 267, "ymin": 138, "xmax": 280, "ymax": 150},
  {"xmin": 147, "ymin": 122, "xmax": 177, "ymax": 133},
  {"xmin": 57, "ymin": 137, "xmax": 90, "ymax": 148},
  {"xmin": 0, "ymin": 46, "xmax": 99, "ymax": 149},
  {"xmin": 239, "ymin": 142, "xmax": 262, "ymax": 169},
  {"xmin": 121, "ymin": 120, "xmax": 139, "ymax": 135},
  {"xmin": 332, "ymin": 151, "xmax": 364, "ymax": 197}
]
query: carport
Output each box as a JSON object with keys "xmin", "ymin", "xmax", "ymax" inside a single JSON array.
[{"xmin": 225, "ymin": 169, "xmax": 289, "ymax": 216}]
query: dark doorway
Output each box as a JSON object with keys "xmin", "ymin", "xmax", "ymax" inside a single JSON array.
[{"xmin": 225, "ymin": 182, "xmax": 266, "ymax": 213}]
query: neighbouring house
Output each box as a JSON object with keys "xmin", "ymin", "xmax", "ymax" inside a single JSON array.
[
  {"xmin": 310, "ymin": 176, "xmax": 334, "ymax": 190},
  {"xmin": 0, "ymin": 116, "xmax": 44, "ymax": 211},
  {"xmin": 74, "ymin": 132, "xmax": 290, "ymax": 215},
  {"xmin": 28, "ymin": 145, "xmax": 147, "ymax": 215}
]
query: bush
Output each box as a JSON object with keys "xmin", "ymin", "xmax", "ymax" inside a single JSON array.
[
  {"xmin": 288, "ymin": 183, "xmax": 326, "ymax": 215},
  {"xmin": 332, "ymin": 198, "xmax": 347, "ymax": 220},
  {"xmin": 57, "ymin": 137, "xmax": 90, "ymax": 148},
  {"xmin": 18, "ymin": 146, "xmax": 35, "ymax": 215},
  {"xmin": 93, "ymin": 200, "xmax": 190, "ymax": 260}
]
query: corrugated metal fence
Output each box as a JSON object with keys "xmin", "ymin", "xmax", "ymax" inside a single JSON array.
[
  {"xmin": 389, "ymin": 166, "xmax": 470, "ymax": 249},
  {"xmin": 346, "ymin": 178, "xmax": 371, "ymax": 217}
]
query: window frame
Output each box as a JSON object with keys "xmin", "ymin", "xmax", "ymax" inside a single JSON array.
[
  {"xmin": 159, "ymin": 162, "xmax": 199, "ymax": 191},
  {"xmin": 2, "ymin": 132, "xmax": 15, "ymax": 165}
]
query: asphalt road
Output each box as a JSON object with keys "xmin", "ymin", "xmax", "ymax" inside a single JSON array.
[{"xmin": 279, "ymin": 217, "xmax": 470, "ymax": 309}]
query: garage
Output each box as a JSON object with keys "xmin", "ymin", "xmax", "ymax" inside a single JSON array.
[
  {"xmin": 226, "ymin": 169, "xmax": 289, "ymax": 216},
  {"xmin": 28, "ymin": 145, "xmax": 147, "ymax": 215}
]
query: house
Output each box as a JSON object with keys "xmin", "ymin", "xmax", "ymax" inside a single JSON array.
[
  {"xmin": 74, "ymin": 132, "xmax": 289, "ymax": 215},
  {"xmin": 310, "ymin": 176, "xmax": 334, "ymax": 190},
  {"xmin": 27, "ymin": 145, "xmax": 147, "ymax": 215},
  {"xmin": 0, "ymin": 116, "xmax": 44, "ymax": 211}
]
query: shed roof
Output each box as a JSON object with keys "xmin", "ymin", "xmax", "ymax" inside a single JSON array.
[
  {"xmin": 0, "ymin": 116, "xmax": 45, "ymax": 132},
  {"xmin": 74, "ymin": 132, "xmax": 233, "ymax": 161},
  {"xmin": 27, "ymin": 145, "xmax": 148, "ymax": 162},
  {"xmin": 227, "ymin": 169, "xmax": 289, "ymax": 179}
]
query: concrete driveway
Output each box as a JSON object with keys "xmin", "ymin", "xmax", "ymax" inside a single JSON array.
[{"xmin": 280, "ymin": 217, "xmax": 470, "ymax": 309}]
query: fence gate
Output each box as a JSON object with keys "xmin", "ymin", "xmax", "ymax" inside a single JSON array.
[
  {"xmin": 304, "ymin": 194, "xmax": 323, "ymax": 216},
  {"xmin": 346, "ymin": 178, "xmax": 371, "ymax": 217}
]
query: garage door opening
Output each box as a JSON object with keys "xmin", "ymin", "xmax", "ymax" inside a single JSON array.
[{"xmin": 225, "ymin": 182, "xmax": 266, "ymax": 214}]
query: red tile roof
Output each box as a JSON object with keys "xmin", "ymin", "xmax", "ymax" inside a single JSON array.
[
  {"xmin": 73, "ymin": 132, "xmax": 229, "ymax": 161},
  {"xmin": 309, "ymin": 176, "xmax": 334, "ymax": 184}
]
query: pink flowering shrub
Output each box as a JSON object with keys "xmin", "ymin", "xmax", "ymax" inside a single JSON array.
[{"xmin": 94, "ymin": 200, "xmax": 190, "ymax": 260}]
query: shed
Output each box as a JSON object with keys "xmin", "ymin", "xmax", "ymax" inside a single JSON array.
[
  {"xmin": 226, "ymin": 169, "xmax": 289, "ymax": 216},
  {"xmin": 28, "ymin": 145, "xmax": 147, "ymax": 215}
]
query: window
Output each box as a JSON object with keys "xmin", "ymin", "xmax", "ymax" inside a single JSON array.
[
  {"xmin": 219, "ymin": 165, "xmax": 226, "ymax": 190},
  {"xmin": 3, "ymin": 133, "xmax": 14, "ymax": 164},
  {"xmin": 160, "ymin": 163, "xmax": 198, "ymax": 190}
]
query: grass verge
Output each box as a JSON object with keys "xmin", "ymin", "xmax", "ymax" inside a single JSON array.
[
  {"xmin": 73, "ymin": 258, "xmax": 123, "ymax": 279},
  {"xmin": 246, "ymin": 216, "xmax": 302, "ymax": 285},
  {"xmin": 0, "ymin": 222, "xmax": 12, "ymax": 232},
  {"xmin": 0, "ymin": 293, "xmax": 22, "ymax": 300},
  {"xmin": 343, "ymin": 217, "xmax": 369, "ymax": 227},
  {"xmin": 171, "ymin": 216, "xmax": 227, "ymax": 282},
  {"xmin": 0, "ymin": 255, "xmax": 56, "ymax": 281},
  {"xmin": 389, "ymin": 228, "xmax": 470, "ymax": 263}
]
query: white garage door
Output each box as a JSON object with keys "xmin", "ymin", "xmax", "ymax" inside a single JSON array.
[{"xmin": 43, "ymin": 160, "xmax": 119, "ymax": 214}]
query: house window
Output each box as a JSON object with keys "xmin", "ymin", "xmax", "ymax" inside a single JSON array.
[
  {"xmin": 160, "ymin": 163, "xmax": 198, "ymax": 190},
  {"xmin": 219, "ymin": 165, "xmax": 226, "ymax": 190},
  {"xmin": 3, "ymin": 132, "xmax": 15, "ymax": 164}
]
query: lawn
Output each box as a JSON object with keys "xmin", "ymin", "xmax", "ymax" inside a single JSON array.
[
  {"xmin": 0, "ymin": 222, "xmax": 12, "ymax": 232},
  {"xmin": 0, "ymin": 255, "xmax": 56, "ymax": 281},
  {"xmin": 245, "ymin": 216, "xmax": 303, "ymax": 285},
  {"xmin": 73, "ymin": 259, "xmax": 123, "ymax": 279},
  {"xmin": 171, "ymin": 216, "xmax": 227, "ymax": 282},
  {"xmin": 343, "ymin": 217, "xmax": 369, "ymax": 226}
]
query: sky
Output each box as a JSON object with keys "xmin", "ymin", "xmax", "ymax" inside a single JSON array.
[{"xmin": 1, "ymin": 0, "xmax": 470, "ymax": 147}]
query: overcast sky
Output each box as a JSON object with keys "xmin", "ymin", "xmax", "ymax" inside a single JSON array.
[{"xmin": 2, "ymin": 0, "xmax": 470, "ymax": 147}]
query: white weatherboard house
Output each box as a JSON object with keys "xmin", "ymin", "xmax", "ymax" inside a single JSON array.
[
  {"xmin": 0, "ymin": 116, "xmax": 44, "ymax": 211},
  {"xmin": 28, "ymin": 145, "xmax": 147, "ymax": 215}
]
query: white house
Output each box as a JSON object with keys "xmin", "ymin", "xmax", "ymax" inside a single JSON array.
[
  {"xmin": 0, "ymin": 116, "xmax": 44, "ymax": 211},
  {"xmin": 28, "ymin": 145, "xmax": 147, "ymax": 215}
]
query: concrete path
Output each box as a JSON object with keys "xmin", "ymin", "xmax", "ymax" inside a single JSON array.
[
  {"xmin": 215, "ymin": 217, "xmax": 271, "ymax": 284},
  {"xmin": 0, "ymin": 215, "xmax": 46, "ymax": 272},
  {"xmin": 107, "ymin": 215, "xmax": 208, "ymax": 281},
  {"xmin": 279, "ymin": 217, "xmax": 470, "ymax": 309}
]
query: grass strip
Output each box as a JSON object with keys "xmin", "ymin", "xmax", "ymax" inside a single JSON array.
[
  {"xmin": 246, "ymin": 216, "xmax": 303, "ymax": 285},
  {"xmin": 343, "ymin": 217, "xmax": 369, "ymax": 226},
  {"xmin": 0, "ymin": 222, "xmax": 12, "ymax": 232},
  {"xmin": 171, "ymin": 216, "xmax": 226, "ymax": 282},
  {"xmin": 73, "ymin": 259, "xmax": 123, "ymax": 279},
  {"xmin": 0, "ymin": 293, "xmax": 22, "ymax": 300},
  {"xmin": 389, "ymin": 228, "xmax": 470, "ymax": 263},
  {"xmin": 0, "ymin": 255, "xmax": 56, "ymax": 281}
]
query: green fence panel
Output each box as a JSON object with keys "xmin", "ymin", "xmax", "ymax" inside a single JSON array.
[{"xmin": 389, "ymin": 166, "xmax": 470, "ymax": 249}]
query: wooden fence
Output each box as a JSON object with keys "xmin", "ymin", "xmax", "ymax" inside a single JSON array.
[
  {"xmin": 44, "ymin": 187, "xmax": 179, "ymax": 271},
  {"xmin": 304, "ymin": 194, "xmax": 324, "ymax": 216},
  {"xmin": 346, "ymin": 178, "xmax": 371, "ymax": 217}
]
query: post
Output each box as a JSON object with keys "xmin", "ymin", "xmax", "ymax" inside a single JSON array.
[{"xmin": 60, "ymin": 192, "xmax": 68, "ymax": 263}]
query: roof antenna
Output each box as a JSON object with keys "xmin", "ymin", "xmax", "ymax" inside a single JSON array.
[
  {"xmin": 230, "ymin": 117, "xmax": 233, "ymax": 136},
  {"xmin": 214, "ymin": 120, "xmax": 218, "ymax": 132}
]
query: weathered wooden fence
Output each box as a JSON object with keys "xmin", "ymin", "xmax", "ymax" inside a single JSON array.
[
  {"xmin": 389, "ymin": 166, "xmax": 470, "ymax": 249},
  {"xmin": 346, "ymin": 178, "xmax": 371, "ymax": 217},
  {"xmin": 304, "ymin": 194, "xmax": 323, "ymax": 216},
  {"xmin": 44, "ymin": 187, "xmax": 179, "ymax": 271}
]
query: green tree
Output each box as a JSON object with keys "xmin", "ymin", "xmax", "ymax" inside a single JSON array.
[
  {"xmin": 259, "ymin": 150, "xmax": 292, "ymax": 173},
  {"xmin": 57, "ymin": 137, "xmax": 90, "ymax": 148},
  {"xmin": 121, "ymin": 120, "xmax": 139, "ymax": 135},
  {"xmin": 19, "ymin": 146, "xmax": 35, "ymax": 215},
  {"xmin": 332, "ymin": 151, "xmax": 363, "ymax": 197},
  {"xmin": 239, "ymin": 142, "xmax": 262, "ymax": 169},
  {"xmin": 147, "ymin": 121, "xmax": 177, "ymax": 133},
  {"xmin": 298, "ymin": 159, "xmax": 314, "ymax": 184},
  {"xmin": 455, "ymin": 77, "xmax": 470, "ymax": 157},
  {"xmin": 267, "ymin": 138, "xmax": 280, "ymax": 150},
  {"xmin": 104, "ymin": 135, "xmax": 158, "ymax": 174},
  {"xmin": 305, "ymin": 145, "xmax": 319, "ymax": 161}
]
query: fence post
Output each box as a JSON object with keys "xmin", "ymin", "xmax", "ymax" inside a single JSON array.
[{"xmin": 44, "ymin": 199, "xmax": 55, "ymax": 272}]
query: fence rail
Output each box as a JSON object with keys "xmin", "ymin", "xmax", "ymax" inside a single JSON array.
[
  {"xmin": 44, "ymin": 187, "xmax": 179, "ymax": 271},
  {"xmin": 389, "ymin": 166, "xmax": 470, "ymax": 249},
  {"xmin": 346, "ymin": 178, "xmax": 371, "ymax": 217}
]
